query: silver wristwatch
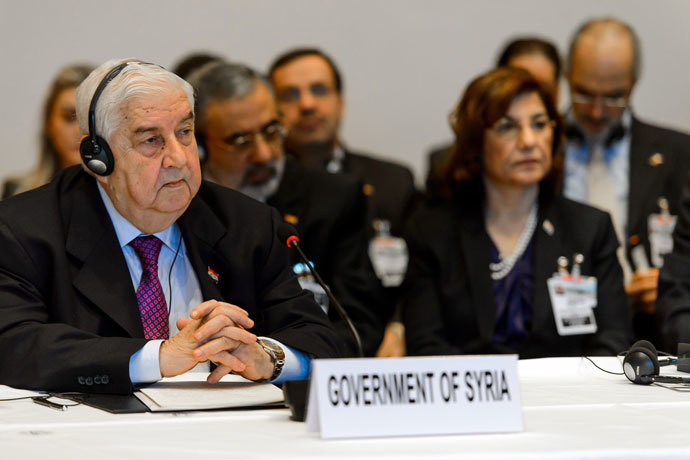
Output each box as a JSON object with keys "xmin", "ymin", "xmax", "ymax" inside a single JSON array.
[{"xmin": 257, "ymin": 338, "xmax": 285, "ymax": 381}]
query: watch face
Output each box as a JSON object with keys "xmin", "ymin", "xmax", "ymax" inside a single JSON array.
[
  {"xmin": 259, "ymin": 339, "xmax": 279, "ymax": 353},
  {"xmin": 258, "ymin": 339, "xmax": 285, "ymax": 381},
  {"xmin": 259, "ymin": 339, "xmax": 285, "ymax": 360}
]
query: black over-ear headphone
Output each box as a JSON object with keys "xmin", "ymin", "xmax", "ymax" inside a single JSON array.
[
  {"xmin": 79, "ymin": 62, "xmax": 130, "ymax": 176},
  {"xmin": 622, "ymin": 340, "xmax": 686, "ymax": 385}
]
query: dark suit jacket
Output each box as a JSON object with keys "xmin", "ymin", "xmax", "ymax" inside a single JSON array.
[
  {"xmin": 267, "ymin": 158, "xmax": 385, "ymax": 356},
  {"xmin": 657, "ymin": 171, "xmax": 690, "ymax": 351},
  {"xmin": 624, "ymin": 117, "xmax": 690, "ymax": 265},
  {"xmin": 0, "ymin": 166, "xmax": 340, "ymax": 394},
  {"xmin": 425, "ymin": 118, "xmax": 690, "ymax": 242},
  {"xmin": 340, "ymin": 149, "xmax": 418, "ymax": 238},
  {"xmin": 424, "ymin": 142, "xmax": 453, "ymax": 202},
  {"xmin": 1, "ymin": 178, "xmax": 21, "ymax": 199},
  {"xmin": 401, "ymin": 195, "xmax": 630, "ymax": 358},
  {"xmin": 286, "ymin": 147, "xmax": 419, "ymax": 326},
  {"xmin": 425, "ymin": 120, "xmax": 690, "ymax": 343},
  {"xmin": 611, "ymin": 118, "xmax": 690, "ymax": 344}
]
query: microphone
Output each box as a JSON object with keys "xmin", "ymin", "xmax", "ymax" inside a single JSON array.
[{"xmin": 277, "ymin": 222, "xmax": 364, "ymax": 358}]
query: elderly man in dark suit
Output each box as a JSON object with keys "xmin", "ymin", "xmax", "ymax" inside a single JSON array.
[
  {"xmin": 189, "ymin": 61, "xmax": 385, "ymax": 356},
  {"xmin": 562, "ymin": 18, "xmax": 690, "ymax": 344},
  {"xmin": 0, "ymin": 59, "xmax": 340, "ymax": 394}
]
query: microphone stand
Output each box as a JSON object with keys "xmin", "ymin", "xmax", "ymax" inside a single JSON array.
[{"xmin": 289, "ymin": 240, "xmax": 364, "ymax": 358}]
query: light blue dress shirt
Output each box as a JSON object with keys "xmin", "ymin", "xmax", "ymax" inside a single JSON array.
[
  {"xmin": 563, "ymin": 110, "xmax": 632, "ymax": 238},
  {"xmin": 96, "ymin": 184, "xmax": 310, "ymax": 384}
]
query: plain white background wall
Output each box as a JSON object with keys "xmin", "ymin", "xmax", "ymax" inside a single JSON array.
[{"xmin": 1, "ymin": 0, "xmax": 689, "ymax": 185}]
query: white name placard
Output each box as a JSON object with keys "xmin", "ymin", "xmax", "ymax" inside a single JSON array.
[{"xmin": 306, "ymin": 355, "xmax": 522, "ymax": 439}]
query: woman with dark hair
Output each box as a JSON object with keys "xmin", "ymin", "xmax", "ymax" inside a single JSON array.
[
  {"xmin": 403, "ymin": 67, "xmax": 629, "ymax": 358},
  {"xmin": 426, "ymin": 37, "xmax": 562, "ymax": 202},
  {"xmin": 2, "ymin": 63, "xmax": 93, "ymax": 198}
]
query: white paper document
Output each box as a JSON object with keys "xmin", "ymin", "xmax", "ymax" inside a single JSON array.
[{"xmin": 134, "ymin": 373, "xmax": 284, "ymax": 411}]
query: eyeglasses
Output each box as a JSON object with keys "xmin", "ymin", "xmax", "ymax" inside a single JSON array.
[
  {"xmin": 209, "ymin": 120, "xmax": 286, "ymax": 155},
  {"xmin": 571, "ymin": 92, "xmax": 628, "ymax": 109},
  {"xmin": 489, "ymin": 116, "xmax": 556, "ymax": 141},
  {"xmin": 276, "ymin": 83, "xmax": 335, "ymax": 103}
]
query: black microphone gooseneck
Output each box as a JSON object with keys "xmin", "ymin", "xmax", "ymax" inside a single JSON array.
[{"xmin": 277, "ymin": 223, "xmax": 364, "ymax": 358}]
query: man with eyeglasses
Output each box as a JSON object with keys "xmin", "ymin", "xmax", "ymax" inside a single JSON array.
[
  {"xmin": 564, "ymin": 17, "xmax": 690, "ymax": 344},
  {"xmin": 189, "ymin": 61, "xmax": 386, "ymax": 357},
  {"xmin": 269, "ymin": 48, "xmax": 418, "ymax": 358},
  {"xmin": 268, "ymin": 48, "xmax": 417, "ymax": 239}
]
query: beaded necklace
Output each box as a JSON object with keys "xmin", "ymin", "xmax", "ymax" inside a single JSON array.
[{"xmin": 489, "ymin": 203, "xmax": 538, "ymax": 280}]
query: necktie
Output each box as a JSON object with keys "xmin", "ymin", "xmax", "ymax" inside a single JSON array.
[
  {"xmin": 129, "ymin": 235, "xmax": 170, "ymax": 339},
  {"xmin": 586, "ymin": 145, "xmax": 633, "ymax": 284}
]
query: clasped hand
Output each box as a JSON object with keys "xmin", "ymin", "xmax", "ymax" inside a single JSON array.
[{"xmin": 159, "ymin": 300, "xmax": 273, "ymax": 383}]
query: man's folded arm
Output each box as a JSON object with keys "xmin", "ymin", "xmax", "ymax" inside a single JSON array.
[{"xmin": 0, "ymin": 219, "xmax": 147, "ymax": 394}]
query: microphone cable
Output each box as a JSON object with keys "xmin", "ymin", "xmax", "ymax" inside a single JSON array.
[{"xmin": 581, "ymin": 354, "xmax": 624, "ymax": 375}]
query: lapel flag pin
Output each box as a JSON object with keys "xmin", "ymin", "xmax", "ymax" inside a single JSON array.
[
  {"xmin": 207, "ymin": 266, "xmax": 219, "ymax": 284},
  {"xmin": 648, "ymin": 153, "xmax": 664, "ymax": 167},
  {"xmin": 542, "ymin": 219, "xmax": 554, "ymax": 236}
]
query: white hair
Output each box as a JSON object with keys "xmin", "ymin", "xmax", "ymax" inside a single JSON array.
[{"xmin": 75, "ymin": 58, "xmax": 195, "ymax": 148}]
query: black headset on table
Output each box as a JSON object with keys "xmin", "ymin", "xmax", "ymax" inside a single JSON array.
[{"xmin": 622, "ymin": 340, "xmax": 690, "ymax": 385}]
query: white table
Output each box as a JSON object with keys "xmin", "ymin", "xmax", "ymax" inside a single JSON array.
[{"xmin": 2, "ymin": 357, "xmax": 690, "ymax": 459}]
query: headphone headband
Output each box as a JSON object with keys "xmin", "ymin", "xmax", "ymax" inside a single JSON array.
[
  {"xmin": 80, "ymin": 61, "xmax": 166, "ymax": 176},
  {"xmin": 79, "ymin": 62, "xmax": 133, "ymax": 176},
  {"xmin": 86, "ymin": 62, "xmax": 130, "ymax": 148}
]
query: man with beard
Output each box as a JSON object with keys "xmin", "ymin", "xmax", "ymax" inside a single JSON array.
[
  {"xmin": 563, "ymin": 18, "xmax": 690, "ymax": 343},
  {"xmin": 190, "ymin": 61, "xmax": 385, "ymax": 356}
]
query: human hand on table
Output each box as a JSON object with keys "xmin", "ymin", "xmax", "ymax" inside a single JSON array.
[{"xmin": 158, "ymin": 299, "xmax": 266, "ymax": 381}]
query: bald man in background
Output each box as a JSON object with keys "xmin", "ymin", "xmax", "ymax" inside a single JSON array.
[{"xmin": 563, "ymin": 17, "xmax": 690, "ymax": 345}]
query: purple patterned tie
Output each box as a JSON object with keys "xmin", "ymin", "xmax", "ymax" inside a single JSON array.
[{"xmin": 129, "ymin": 236, "xmax": 169, "ymax": 340}]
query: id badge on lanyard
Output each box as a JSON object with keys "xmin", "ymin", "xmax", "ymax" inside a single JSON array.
[
  {"xmin": 368, "ymin": 220, "xmax": 409, "ymax": 287},
  {"xmin": 648, "ymin": 197, "xmax": 677, "ymax": 268},
  {"xmin": 293, "ymin": 262, "xmax": 329, "ymax": 315},
  {"xmin": 547, "ymin": 255, "xmax": 598, "ymax": 336}
]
